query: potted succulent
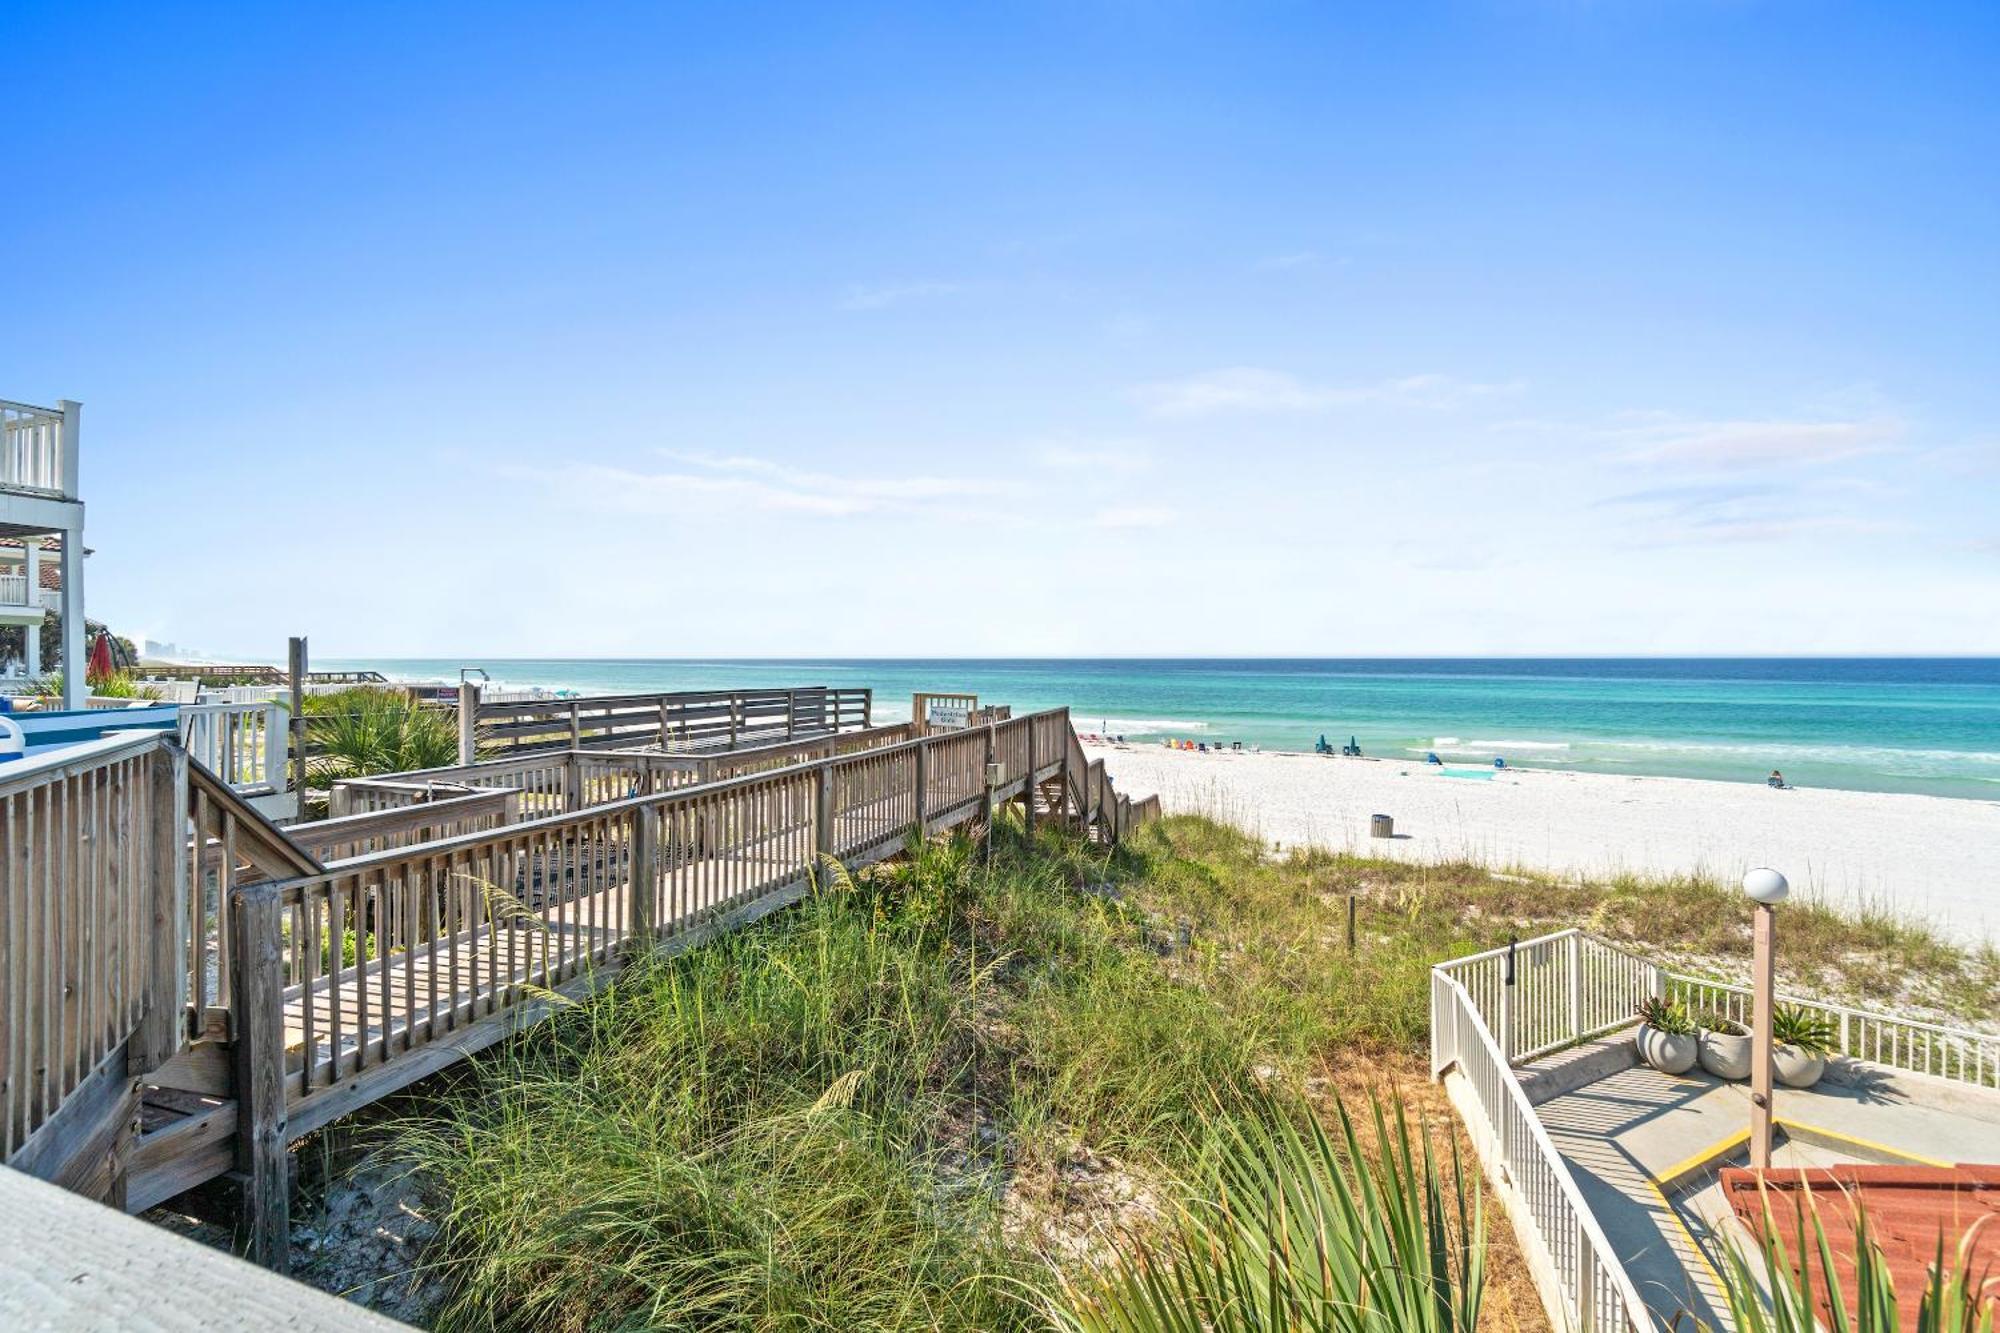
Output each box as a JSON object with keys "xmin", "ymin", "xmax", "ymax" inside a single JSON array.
[
  {"xmin": 1772, "ymin": 1004, "xmax": 1837, "ymax": 1088},
  {"xmin": 1697, "ymin": 1011, "xmax": 1752, "ymax": 1080},
  {"xmin": 1634, "ymin": 996, "xmax": 1699, "ymax": 1074}
]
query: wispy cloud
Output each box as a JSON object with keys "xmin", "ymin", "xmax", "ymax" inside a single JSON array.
[
  {"xmin": 1133, "ymin": 367, "xmax": 1521, "ymax": 416},
  {"xmin": 1610, "ymin": 415, "xmax": 1901, "ymax": 469},
  {"xmin": 1667, "ymin": 514, "xmax": 1899, "ymax": 544},
  {"xmin": 1093, "ymin": 505, "xmax": 1177, "ymax": 529},
  {"xmin": 1594, "ymin": 482, "xmax": 1783, "ymax": 511},
  {"xmin": 1596, "ymin": 475, "xmax": 1898, "ymax": 546},
  {"xmin": 838, "ymin": 280, "xmax": 967, "ymax": 311},
  {"xmin": 503, "ymin": 453, "xmax": 1012, "ymax": 519},
  {"xmin": 1037, "ymin": 439, "xmax": 1152, "ymax": 473},
  {"xmin": 1255, "ymin": 250, "xmax": 1339, "ymax": 272}
]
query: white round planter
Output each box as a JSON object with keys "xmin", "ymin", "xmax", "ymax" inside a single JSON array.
[
  {"xmin": 1698, "ymin": 1029, "xmax": 1752, "ymax": 1081},
  {"xmin": 1774, "ymin": 1044, "xmax": 1827, "ymax": 1088},
  {"xmin": 1637, "ymin": 1023, "xmax": 1698, "ymax": 1074}
]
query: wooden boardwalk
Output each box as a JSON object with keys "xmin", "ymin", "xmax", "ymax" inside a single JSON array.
[{"xmin": 4, "ymin": 698, "xmax": 1159, "ymax": 1275}]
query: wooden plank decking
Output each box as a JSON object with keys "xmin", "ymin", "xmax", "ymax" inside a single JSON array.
[{"xmin": 276, "ymin": 788, "xmax": 989, "ymax": 1089}]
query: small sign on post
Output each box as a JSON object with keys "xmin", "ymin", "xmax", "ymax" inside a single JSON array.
[{"xmin": 929, "ymin": 704, "xmax": 971, "ymax": 730}]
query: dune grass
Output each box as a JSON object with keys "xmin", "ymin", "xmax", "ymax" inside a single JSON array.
[
  {"xmin": 390, "ymin": 816, "xmax": 1485, "ymax": 1332},
  {"xmin": 353, "ymin": 810, "xmax": 1995, "ymax": 1331}
]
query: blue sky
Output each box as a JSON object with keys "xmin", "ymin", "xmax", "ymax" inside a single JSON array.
[{"xmin": 5, "ymin": 2, "xmax": 1996, "ymax": 657}]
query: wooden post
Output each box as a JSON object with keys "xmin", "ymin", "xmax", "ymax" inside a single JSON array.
[
  {"xmin": 815, "ymin": 762, "xmax": 834, "ymax": 860},
  {"xmin": 1346, "ymin": 894, "xmax": 1357, "ymax": 953},
  {"xmin": 630, "ymin": 803, "xmax": 657, "ymax": 941},
  {"xmin": 913, "ymin": 739, "xmax": 928, "ymax": 840},
  {"xmin": 786, "ymin": 690, "xmax": 797, "ymax": 742},
  {"xmin": 228, "ymin": 884, "xmax": 291, "ymax": 1272},
  {"xmin": 982, "ymin": 723, "xmax": 998, "ymax": 866},
  {"xmin": 1750, "ymin": 904, "xmax": 1776, "ymax": 1169},
  {"xmin": 135, "ymin": 739, "xmax": 190, "ymax": 1070},
  {"xmin": 457, "ymin": 678, "xmax": 479, "ymax": 767},
  {"xmin": 286, "ymin": 638, "xmax": 307, "ymax": 804},
  {"xmin": 568, "ymin": 700, "xmax": 582, "ymax": 750},
  {"xmin": 1498, "ymin": 936, "xmax": 1516, "ymax": 1064},
  {"xmin": 1059, "ymin": 708, "xmax": 1073, "ymax": 828},
  {"xmin": 1023, "ymin": 722, "xmax": 1037, "ymax": 836},
  {"xmin": 861, "ymin": 689, "xmax": 872, "ymax": 729},
  {"xmin": 729, "ymin": 693, "xmax": 740, "ymax": 748},
  {"xmin": 658, "ymin": 698, "xmax": 672, "ymax": 750}
]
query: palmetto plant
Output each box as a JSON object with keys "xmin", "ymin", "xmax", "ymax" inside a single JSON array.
[
  {"xmin": 1772, "ymin": 1003, "xmax": 1840, "ymax": 1057},
  {"xmin": 1050, "ymin": 1094, "xmax": 1486, "ymax": 1333},
  {"xmin": 1717, "ymin": 1184, "xmax": 1997, "ymax": 1333},
  {"xmin": 1637, "ymin": 995, "xmax": 1699, "ymax": 1037},
  {"xmin": 304, "ymin": 686, "xmax": 461, "ymax": 783}
]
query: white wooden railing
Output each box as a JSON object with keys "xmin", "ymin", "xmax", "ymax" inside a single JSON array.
[
  {"xmin": 1438, "ymin": 928, "xmax": 2000, "ymax": 1089},
  {"xmin": 1664, "ymin": 971, "xmax": 2000, "ymax": 1089},
  {"xmin": 1432, "ymin": 935, "xmax": 1654, "ymax": 1332},
  {"xmin": 180, "ymin": 700, "xmax": 286, "ymax": 795},
  {"xmin": 1, "ymin": 399, "xmax": 75, "ymax": 498}
]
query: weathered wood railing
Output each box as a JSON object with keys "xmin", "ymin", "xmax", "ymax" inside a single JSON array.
[
  {"xmin": 287, "ymin": 789, "xmax": 518, "ymax": 864},
  {"xmin": 214, "ymin": 706, "xmax": 1142, "ymax": 1261},
  {"xmin": 275, "ymin": 710, "xmax": 1099, "ymax": 1113},
  {"xmin": 184, "ymin": 764, "xmax": 323, "ymax": 1026},
  {"xmin": 1, "ymin": 733, "xmax": 176, "ymax": 1192},
  {"xmin": 472, "ymin": 686, "xmax": 873, "ymax": 756},
  {"xmin": 329, "ymin": 722, "xmax": 920, "ymax": 819}
]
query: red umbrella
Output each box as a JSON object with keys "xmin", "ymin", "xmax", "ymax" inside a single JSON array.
[{"xmin": 87, "ymin": 632, "xmax": 115, "ymax": 686}]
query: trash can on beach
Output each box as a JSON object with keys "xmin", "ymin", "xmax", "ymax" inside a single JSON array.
[{"xmin": 1370, "ymin": 813, "xmax": 1394, "ymax": 839}]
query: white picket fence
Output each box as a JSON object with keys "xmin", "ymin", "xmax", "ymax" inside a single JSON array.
[{"xmin": 179, "ymin": 700, "xmax": 285, "ymax": 794}]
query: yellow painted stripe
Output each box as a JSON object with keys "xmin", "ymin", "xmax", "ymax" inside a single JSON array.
[
  {"xmin": 1645, "ymin": 1174, "xmax": 1730, "ymax": 1303},
  {"xmin": 1655, "ymin": 1129, "xmax": 1750, "ymax": 1191},
  {"xmin": 1777, "ymin": 1118, "xmax": 1951, "ymax": 1169}
]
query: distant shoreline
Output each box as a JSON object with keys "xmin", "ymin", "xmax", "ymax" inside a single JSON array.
[{"xmin": 242, "ymin": 655, "xmax": 2000, "ymax": 803}]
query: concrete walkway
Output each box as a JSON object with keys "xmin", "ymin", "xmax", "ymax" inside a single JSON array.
[{"xmin": 1528, "ymin": 1051, "xmax": 2000, "ymax": 1330}]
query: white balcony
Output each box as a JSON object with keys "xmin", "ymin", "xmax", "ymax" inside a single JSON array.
[
  {"xmin": 1, "ymin": 400, "xmax": 77, "ymax": 500},
  {"xmin": 0, "ymin": 572, "xmax": 58, "ymax": 613},
  {"xmin": 1, "ymin": 394, "xmax": 84, "ymax": 706}
]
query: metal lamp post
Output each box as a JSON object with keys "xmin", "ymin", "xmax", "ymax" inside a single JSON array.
[{"xmin": 1743, "ymin": 867, "xmax": 1790, "ymax": 1169}]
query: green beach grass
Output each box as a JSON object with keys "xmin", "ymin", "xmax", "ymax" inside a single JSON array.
[{"xmin": 294, "ymin": 812, "xmax": 1997, "ymax": 1330}]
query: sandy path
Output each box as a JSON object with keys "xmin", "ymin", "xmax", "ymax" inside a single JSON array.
[{"xmin": 1085, "ymin": 743, "xmax": 2000, "ymax": 946}]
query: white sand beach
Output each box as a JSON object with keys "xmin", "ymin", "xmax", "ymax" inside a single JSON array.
[{"xmin": 1084, "ymin": 742, "xmax": 2000, "ymax": 946}]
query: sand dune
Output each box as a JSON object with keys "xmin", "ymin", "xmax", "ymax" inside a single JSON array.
[{"xmin": 1085, "ymin": 742, "xmax": 2000, "ymax": 946}]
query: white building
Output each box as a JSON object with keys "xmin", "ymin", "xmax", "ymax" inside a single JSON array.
[{"xmin": 1, "ymin": 399, "xmax": 87, "ymax": 708}]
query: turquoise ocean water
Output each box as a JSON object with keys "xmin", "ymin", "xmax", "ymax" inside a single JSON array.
[{"xmin": 316, "ymin": 658, "xmax": 2000, "ymax": 801}]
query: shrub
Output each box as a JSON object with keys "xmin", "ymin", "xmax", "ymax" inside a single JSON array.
[{"xmin": 304, "ymin": 687, "xmax": 460, "ymax": 783}]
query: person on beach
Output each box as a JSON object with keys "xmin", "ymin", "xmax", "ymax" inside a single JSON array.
[{"xmin": 1768, "ymin": 769, "xmax": 1787, "ymax": 789}]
